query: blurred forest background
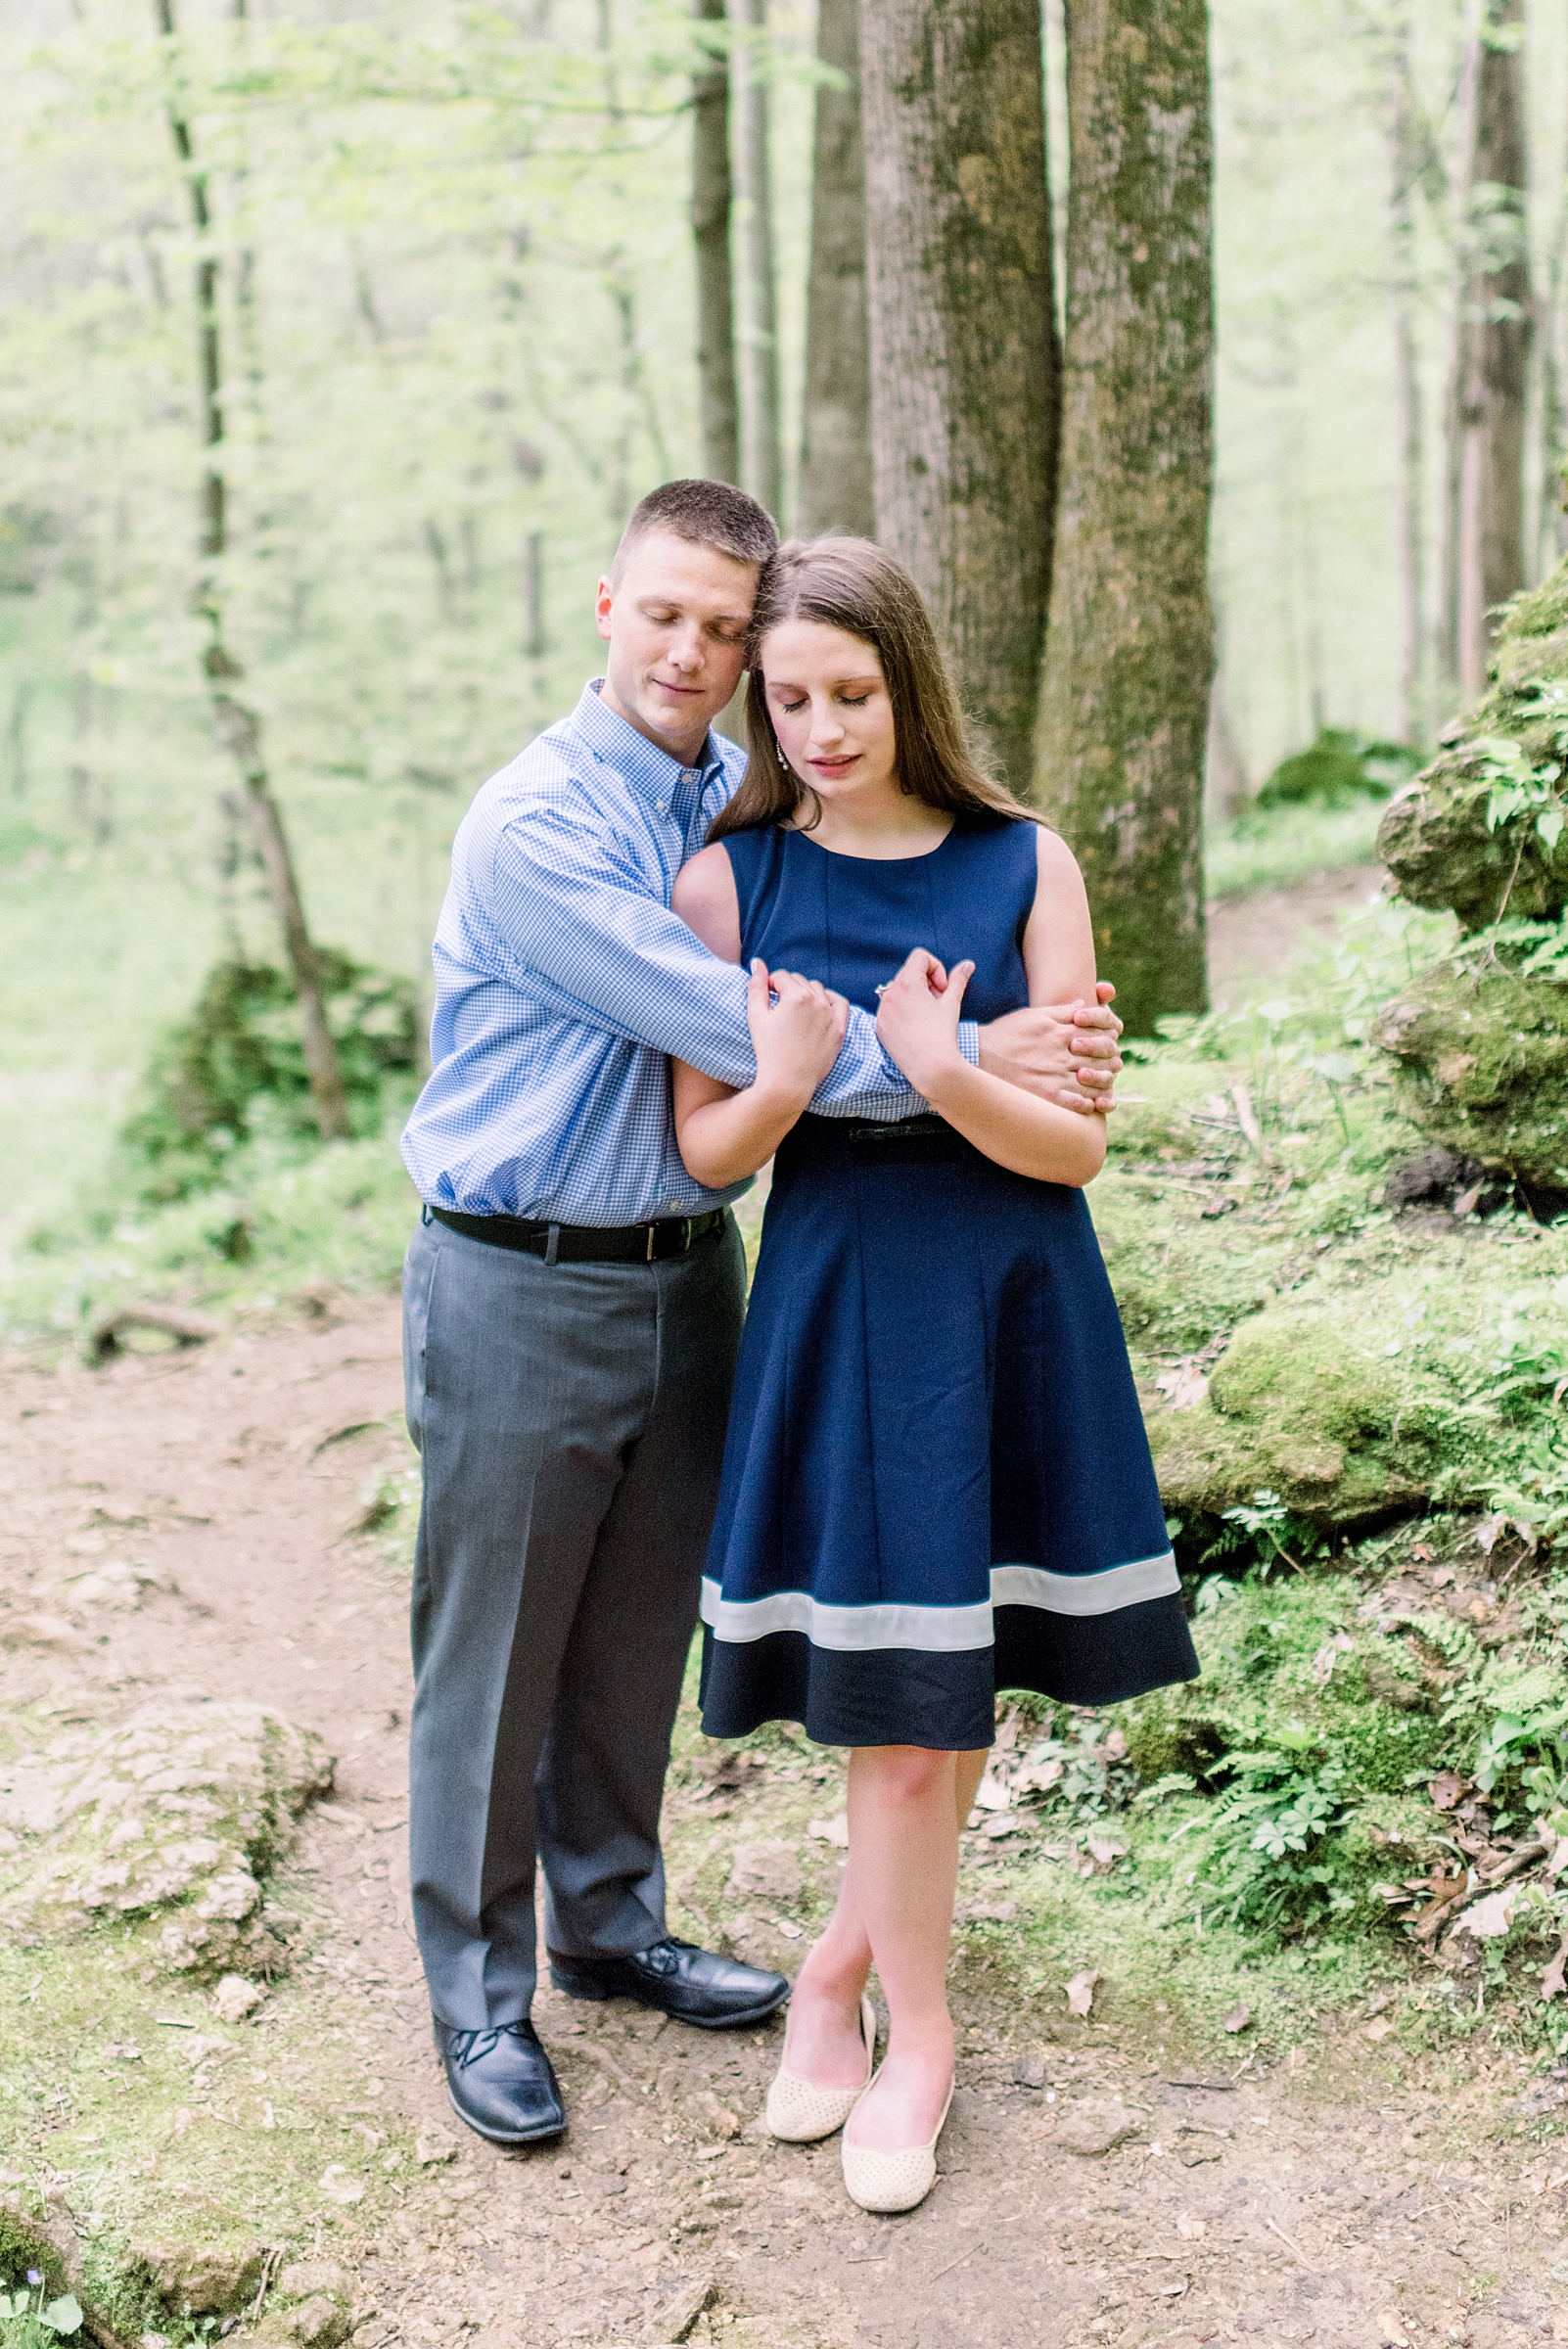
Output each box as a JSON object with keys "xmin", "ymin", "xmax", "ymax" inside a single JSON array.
[{"xmin": 2, "ymin": 0, "xmax": 1566, "ymax": 1292}]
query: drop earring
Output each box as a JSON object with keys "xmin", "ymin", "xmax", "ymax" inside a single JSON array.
[{"xmin": 775, "ymin": 741, "xmax": 788, "ymax": 769}]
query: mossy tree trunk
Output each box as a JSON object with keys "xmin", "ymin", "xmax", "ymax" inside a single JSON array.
[
  {"xmin": 798, "ymin": 0, "xmax": 874, "ymax": 539},
  {"xmin": 691, "ymin": 0, "xmax": 740, "ymax": 485},
  {"xmin": 1455, "ymin": 0, "xmax": 1531, "ymax": 691},
  {"xmin": 858, "ymin": 0, "xmax": 1058, "ymax": 796},
  {"xmin": 154, "ymin": 0, "xmax": 350, "ymax": 1141},
  {"xmin": 1035, "ymin": 0, "xmax": 1214, "ymax": 1036}
]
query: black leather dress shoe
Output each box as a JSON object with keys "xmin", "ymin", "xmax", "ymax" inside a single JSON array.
[
  {"xmin": 434, "ymin": 2017, "xmax": 567, "ymax": 2144},
  {"xmin": 548, "ymin": 1936, "xmax": 789, "ymax": 2030}
]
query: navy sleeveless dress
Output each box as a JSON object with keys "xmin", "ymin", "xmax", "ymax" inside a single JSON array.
[{"xmin": 698, "ymin": 816, "xmax": 1200, "ymax": 1752}]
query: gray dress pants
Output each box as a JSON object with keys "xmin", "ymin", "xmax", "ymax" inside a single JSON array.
[{"xmin": 401, "ymin": 1209, "xmax": 746, "ymax": 2028}]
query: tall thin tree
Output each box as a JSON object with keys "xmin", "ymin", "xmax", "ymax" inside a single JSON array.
[
  {"xmin": 153, "ymin": 0, "xmax": 350, "ymax": 1138},
  {"xmin": 1035, "ymin": 0, "xmax": 1214, "ymax": 1036},
  {"xmin": 858, "ymin": 0, "xmax": 1058, "ymax": 796},
  {"xmin": 735, "ymin": 0, "xmax": 782, "ymax": 518},
  {"xmin": 1454, "ymin": 0, "xmax": 1531, "ymax": 690},
  {"xmin": 692, "ymin": 0, "xmax": 740, "ymax": 485},
  {"xmin": 798, "ymin": 0, "xmax": 874, "ymax": 539},
  {"xmin": 1384, "ymin": 0, "xmax": 1432, "ymax": 746}
]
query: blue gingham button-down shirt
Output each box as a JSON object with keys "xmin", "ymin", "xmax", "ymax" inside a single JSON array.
[{"xmin": 401, "ymin": 680, "xmax": 970, "ymax": 1226}]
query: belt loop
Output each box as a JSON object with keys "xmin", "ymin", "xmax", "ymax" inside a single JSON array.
[
  {"xmin": 683, "ymin": 1217, "xmax": 693, "ymax": 1252},
  {"xmin": 544, "ymin": 1223, "xmax": 561, "ymax": 1267},
  {"xmin": 646, "ymin": 1222, "xmax": 656, "ymax": 1264},
  {"xmin": 421, "ymin": 1203, "xmax": 433, "ymax": 1226}
]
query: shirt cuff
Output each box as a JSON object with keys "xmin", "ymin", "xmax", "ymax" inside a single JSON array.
[{"xmin": 957, "ymin": 1021, "xmax": 980, "ymax": 1068}]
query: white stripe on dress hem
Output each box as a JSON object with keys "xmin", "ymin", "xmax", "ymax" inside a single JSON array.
[{"xmin": 700, "ymin": 1551, "xmax": 1180, "ymax": 1653}]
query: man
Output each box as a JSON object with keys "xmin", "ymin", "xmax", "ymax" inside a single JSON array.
[{"xmin": 400, "ymin": 478, "xmax": 1122, "ymax": 2146}]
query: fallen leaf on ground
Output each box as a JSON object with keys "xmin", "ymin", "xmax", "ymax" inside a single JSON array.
[
  {"xmin": 983, "ymin": 1813, "xmax": 1018, "ymax": 1839},
  {"xmin": 965, "ymin": 1901, "xmax": 1017, "ymax": 1923},
  {"xmin": 1543, "ymin": 1935, "xmax": 1568, "ymax": 2003},
  {"xmin": 1428, "ymin": 1772, "xmax": 1466, "ymax": 1812},
  {"xmin": 414, "ymin": 2123, "xmax": 458, "ymax": 2166},
  {"xmin": 1154, "ymin": 1365, "xmax": 1209, "ymax": 1411},
  {"xmin": 1176, "ymin": 2216, "xmax": 1207, "ymax": 2239},
  {"xmin": 1221, "ymin": 2003, "xmax": 1251, "ymax": 2034},
  {"xmin": 1084, "ymin": 1838, "xmax": 1127, "ymax": 1868},
  {"xmin": 972, "ymin": 1774, "xmax": 1012, "ymax": 1812},
  {"xmin": 1100, "ymin": 1729, "xmax": 1129, "ymax": 1762},
  {"xmin": 806, "ymin": 1814, "xmax": 849, "ymax": 1847},
  {"xmin": 1361, "ymin": 2017, "xmax": 1395, "ymax": 2043},
  {"xmin": 1377, "ymin": 2313, "xmax": 1410, "ymax": 2348},
  {"xmin": 1456, "ymin": 1885, "xmax": 1517, "ymax": 1938},
  {"xmin": 1065, "ymin": 1969, "xmax": 1099, "ymax": 2018},
  {"xmin": 1178, "ymin": 2140, "xmax": 1223, "ymax": 2167}
]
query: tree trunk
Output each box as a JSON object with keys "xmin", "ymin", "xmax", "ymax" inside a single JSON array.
[
  {"xmin": 1455, "ymin": 0, "xmax": 1531, "ymax": 690},
  {"xmin": 735, "ymin": 0, "xmax": 782, "ymax": 519},
  {"xmin": 1439, "ymin": 1, "xmax": 1481, "ymax": 689},
  {"xmin": 798, "ymin": 0, "xmax": 874, "ymax": 538},
  {"xmin": 1034, "ymin": 0, "xmax": 1214, "ymax": 1036},
  {"xmin": 691, "ymin": 0, "xmax": 740, "ymax": 484},
  {"xmin": 858, "ymin": 0, "xmax": 1058, "ymax": 797},
  {"xmin": 154, "ymin": 0, "xmax": 351, "ymax": 1139},
  {"xmin": 1385, "ymin": 0, "xmax": 1427, "ymax": 746}
]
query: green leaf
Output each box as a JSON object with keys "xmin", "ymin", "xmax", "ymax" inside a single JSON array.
[
  {"xmin": 42, "ymin": 2295, "xmax": 84, "ymax": 2336},
  {"xmin": 1537, "ymin": 805, "xmax": 1565, "ymax": 853}
]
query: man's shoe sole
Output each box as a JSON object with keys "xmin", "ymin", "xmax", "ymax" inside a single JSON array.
[
  {"xmin": 445, "ymin": 2085, "xmax": 567, "ymax": 2145},
  {"xmin": 548, "ymin": 1960, "xmax": 788, "ymax": 2031}
]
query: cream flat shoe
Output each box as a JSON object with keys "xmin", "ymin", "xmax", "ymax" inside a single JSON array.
[
  {"xmin": 764, "ymin": 1993, "xmax": 878, "ymax": 2142},
  {"xmin": 840, "ymin": 2071, "xmax": 955, "ymax": 2214}
]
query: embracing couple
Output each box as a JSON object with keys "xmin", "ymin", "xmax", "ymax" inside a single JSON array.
[{"xmin": 399, "ymin": 479, "xmax": 1198, "ymax": 2216}]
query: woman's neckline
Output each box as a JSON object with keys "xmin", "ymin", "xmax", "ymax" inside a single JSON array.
[{"xmin": 781, "ymin": 818, "xmax": 957, "ymax": 866}]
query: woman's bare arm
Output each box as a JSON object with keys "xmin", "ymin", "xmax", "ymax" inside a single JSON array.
[{"xmin": 669, "ymin": 845, "xmax": 848, "ymax": 1187}]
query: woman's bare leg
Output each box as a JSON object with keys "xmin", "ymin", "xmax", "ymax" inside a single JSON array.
[
  {"xmin": 838, "ymin": 1744, "xmax": 961, "ymax": 2150},
  {"xmin": 782, "ymin": 1741, "xmax": 992, "ymax": 2097},
  {"xmin": 955, "ymin": 1747, "xmax": 990, "ymax": 1827}
]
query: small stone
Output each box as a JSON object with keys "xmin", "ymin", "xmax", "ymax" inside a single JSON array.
[
  {"xmin": 135, "ymin": 2241, "xmax": 264, "ymax": 2315},
  {"xmin": 724, "ymin": 1841, "xmax": 803, "ymax": 1903},
  {"xmin": 1221, "ymin": 2002, "xmax": 1252, "ymax": 2033},
  {"xmin": 1057, "ymin": 2101, "xmax": 1142, "ymax": 2157},
  {"xmin": 212, "ymin": 1974, "xmax": 264, "ymax": 2024},
  {"xmin": 414, "ymin": 2124, "xmax": 459, "ymax": 2167},
  {"xmin": 316, "ymin": 2164, "xmax": 364, "ymax": 2205},
  {"xmin": 694, "ymin": 2092, "xmax": 742, "ymax": 2142},
  {"xmin": 276, "ymin": 2263, "xmax": 347, "ymax": 2300},
  {"xmin": 258, "ymin": 2298, "xmax": 350, "ymax": 2349},
  {"xmin": 1178, "ymin": 2139, "xmax": 1223, "ymax": 2166},
  {"xmin": 1012, "ymin": 2049, "xmax": 1048, "ymax": 2091},
  {"xmin": 1362, "ymin": 2016, "xmax": 1395, "ymax": 2043}
]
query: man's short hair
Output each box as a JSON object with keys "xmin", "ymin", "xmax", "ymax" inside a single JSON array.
[{"xmin": 610, "ymin": 479, "xmax": 778, "ymax": 584}]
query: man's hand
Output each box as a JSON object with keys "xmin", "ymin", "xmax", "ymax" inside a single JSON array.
[{"xmin": 975, "ymin": 981, "xmax": 1124, "ymax": 1117}]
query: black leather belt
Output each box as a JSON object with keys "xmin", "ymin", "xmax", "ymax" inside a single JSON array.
[{"xmin": 426, "ymin": 1203, "xmax": 727, "ymax": 1265}]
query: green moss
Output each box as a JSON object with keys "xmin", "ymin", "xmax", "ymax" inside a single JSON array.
[{"xmin": 1371, "ymin": 959, "xmax": 1568, "ymax": 1184}]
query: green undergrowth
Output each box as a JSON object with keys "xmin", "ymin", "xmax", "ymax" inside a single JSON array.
[
  {"xmin": 0, "ymin": 1881, "xmax": 407, "ymax": 2341},
  {"xmin": 0, "ymin": 1108, "xmax": 421, "ymax": 1353},
  {"xmin": 1205, "ymin": 797, "xmax": 1389, "ymax": 898}
]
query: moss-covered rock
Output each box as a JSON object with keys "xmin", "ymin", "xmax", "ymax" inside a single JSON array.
[
  {"xmin": 1148, "ymin": 1307, "xmax": 1439, "ymax": 1531},
  {"xmin": 1370, "ymin": 960, "xmax": 1568, "ymax": 1185},
  {"xmin": 1377, "ymin": 564, "xmax": 1568, "ymax": 931},
  {"xmin": 0, "ymin": 1700, "xmax": 333, "ymax": 1976}
]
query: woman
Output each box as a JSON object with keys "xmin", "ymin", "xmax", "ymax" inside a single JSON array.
[{"xmin": 669, "ymin": 538, "xmax": 1198, "ymax": 2215}]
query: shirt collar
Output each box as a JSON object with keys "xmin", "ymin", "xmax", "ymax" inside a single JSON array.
[{"xmin": 572, "ymin": 678, "xmax": 726, "ymax": 806}]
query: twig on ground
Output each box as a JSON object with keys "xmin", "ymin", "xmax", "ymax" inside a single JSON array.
[{"xmin": 1266, "ymin": 2215, "xmax": 1317, "ymax": 2272}]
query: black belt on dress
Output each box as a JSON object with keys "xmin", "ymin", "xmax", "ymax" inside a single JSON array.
[
  {"xmin": 425, "ymin": 1203, "xmax": 728, "ymax": 1264},
  {"xmin": 781, "ymin": 1112, "xmax": 968, "ymax": 1168}
]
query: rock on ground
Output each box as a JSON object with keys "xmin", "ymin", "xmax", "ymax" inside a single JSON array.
[{"xmin": 0, "ymin": 1698, "xmax": 332, "ymax": 1976}]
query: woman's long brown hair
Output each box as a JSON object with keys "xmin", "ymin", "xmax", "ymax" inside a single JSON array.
[{"xmin": 708, "ymin": 535, "xmax": 1038, "ymax": 841}]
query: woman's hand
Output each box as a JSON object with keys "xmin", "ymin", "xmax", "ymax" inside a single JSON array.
[
  {"xmin": 874, "ymin": 948, "xmax": 975, "ymax": 1096},
  {"xmin": 747, "ymin": 958, "xmax": 849, "ymax": 1111}
]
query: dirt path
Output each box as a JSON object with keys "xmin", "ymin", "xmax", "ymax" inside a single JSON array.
[
  {"xmin": 1206, "ymin": 864, "xmax": 1385, "ymax": 1006},
  {"xmin": 4, "ymin": 1304, "xmax": 1568, "ymax": 2349}
]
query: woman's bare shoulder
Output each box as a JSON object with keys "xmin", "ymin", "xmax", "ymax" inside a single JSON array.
[{"xmin": 671, "ymin": 841, "xmax": 742, "ymax": 962}]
